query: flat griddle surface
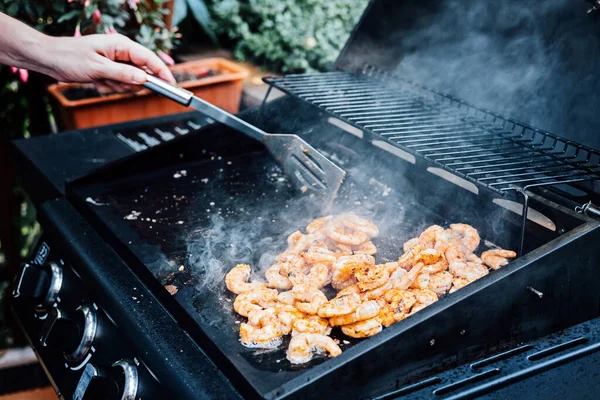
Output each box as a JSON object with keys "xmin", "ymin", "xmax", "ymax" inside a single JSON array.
[{"xmin": 72, "ymin": 143, "xmax": 456, "ymax": 395}]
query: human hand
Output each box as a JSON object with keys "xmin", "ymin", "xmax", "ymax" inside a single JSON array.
[{"xmin": 43, "ymin": 33, "xmax": 175, "ymax": 93}]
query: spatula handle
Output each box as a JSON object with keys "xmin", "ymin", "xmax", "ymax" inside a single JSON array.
[
  {"xmin": 143, "ymin": 75, "xmax": 266, "ymax": 142},
  {"xmin": 143, "ymin": 75, "xmax": 193, "ymax": 106}
]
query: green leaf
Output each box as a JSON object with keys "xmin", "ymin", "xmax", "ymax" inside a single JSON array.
[
  {"xmin": 172, "ymin": 0, "xmax": 188, "ymax": 26},
  {"xmin": 186, "ymin": 0, "xmax": 217, "ymax": 43},
  {"xmin": 57, "ymin": 10, "xmax": 81, "ymax": 24},
  {"xmin": 6, "ymin": 2, "xmax": 19, "ymax": 16}
]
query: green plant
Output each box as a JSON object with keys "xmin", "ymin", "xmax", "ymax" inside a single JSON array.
[
  {"xmin": 206, "ymin": 0, "xmax": 369, "ymax": 73},
  {"xmin": 1, "ymin": 0, "xmax": 180, "ymax": 56},
  {"xmin": 173, "ymin": 0, "xmax": 216, "ymax": 43}
]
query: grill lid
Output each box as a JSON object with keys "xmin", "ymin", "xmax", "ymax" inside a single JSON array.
[{"xmin": 335, "ymin": 0, "xmax": 600, "ymax": 151}]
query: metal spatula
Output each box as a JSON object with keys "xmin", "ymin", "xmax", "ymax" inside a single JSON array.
[{"xmin": 143, "ymin": 75, "xmax": 346, "ymax": 210}]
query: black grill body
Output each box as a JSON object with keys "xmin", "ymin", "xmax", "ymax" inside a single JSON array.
[{"xmin": 10, "ymin": 0, "xmax": 600, "ymax": 398}]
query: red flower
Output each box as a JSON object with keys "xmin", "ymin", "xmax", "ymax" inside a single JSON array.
[{"xmin": 92, "ymin": 9, "xmax": 102, "ymax": 23}]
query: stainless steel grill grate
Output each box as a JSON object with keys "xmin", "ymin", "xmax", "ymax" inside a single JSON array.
[{"xmin": 263, "ymin": 68, "xmax": 600, "ymax": 197}]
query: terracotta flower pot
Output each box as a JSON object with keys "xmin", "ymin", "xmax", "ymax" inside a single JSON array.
[{"xmin": 47, "ymin": 58, "xmax": 249, "ymax": 130}]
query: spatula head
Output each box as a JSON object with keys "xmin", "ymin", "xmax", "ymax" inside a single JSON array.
[{"xmin": 264, "ymin": 134, "xmax": 346, "ymax": 212}]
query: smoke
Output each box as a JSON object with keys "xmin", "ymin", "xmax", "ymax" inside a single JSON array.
[{"xmin": 340, "ymin": 0, "xmax": 600, "ymax": 150}]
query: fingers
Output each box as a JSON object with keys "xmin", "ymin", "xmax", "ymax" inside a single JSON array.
[
  {"xmin": 104, "ymin": 35, "xmax": 175, "ymax": 84},
  {"xmin": 94, "ymin": 79, "xmax": 141, "ymax": 94},
  {"xmin": 95, "ymin": 58, "xmax": 149, "ymax": 85}
]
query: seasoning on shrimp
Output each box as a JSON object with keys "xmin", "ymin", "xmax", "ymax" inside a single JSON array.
[
  {"xmin": 341, "ymin": 318, "xmax": 382, "ymax": 338},
  {"xmin": 286, "ymin": 333, "xmax": 342, "ymax": 364},
  {"xmin": 233, "ymin": 286, "xmax": 279, "ymax": 317},
  {"xmin": 292, "ymin": 315, "xmax": 331, "ymax": 336},
  {"xmin": 326, "ymin": 219, "xmax": 369, "ymax": 246},
  {"xmin": 355, "ymin": 263, "xmax": 390, "ymax": 291},
  {"xmin": 225, "ymin": 264, "xmax": 262, "ymax": 294},
  {"xmin": 481, "ymin": 249, "xmax": 516, "ymax": 270},
  {"xmin": 428, "ymin": 271, "xmax": 453, "ymax": 295},
  {"xmin": 289, "ymin": 263, "xmax": 331, "ymax": 289},
  {"xmin": 318, "ymin": 293, "xmax": 362, "ymax": 318},
  {"xmin": 328, "ymin": 300, "xmax": 380, "ymax": 326},
  {"xmin": 331, "ymin": 254, "xmax": 374, "ymax": 289},
  {"xmin": 239, "ymin": 309, "xmax": 283, "ymax": 348}
]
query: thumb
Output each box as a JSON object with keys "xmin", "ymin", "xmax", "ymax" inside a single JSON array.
[{"xmin": 97, "ymin": 58, "xmax": 147, "ymax": 85}]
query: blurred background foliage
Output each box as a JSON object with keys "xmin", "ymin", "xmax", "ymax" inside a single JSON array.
[{"xmin": 205, "ymin": 0, "xmax": 369, "ymax": 73}]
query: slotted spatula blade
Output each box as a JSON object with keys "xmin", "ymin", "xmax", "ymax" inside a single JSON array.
[{"xmin": 143, "ymin": 76, "xmax": 346, "ymax": 210}]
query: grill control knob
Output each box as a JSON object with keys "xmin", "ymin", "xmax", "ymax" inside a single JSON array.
[
  {"xmin": 39, "ymin": 305, "xmax": 97, "ymax": 364},
  {"xmin": 13, "ymin": 262, "xmax": 62, "ymax": 313},
  {"xmin": 73, "ymin": 360, "xmax": 138, "ymax": 400}
]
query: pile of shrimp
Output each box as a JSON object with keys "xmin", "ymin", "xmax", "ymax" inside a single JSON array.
[{"xmin": 224, "ymin": 217, "xmax": 516, "ymax": 364}]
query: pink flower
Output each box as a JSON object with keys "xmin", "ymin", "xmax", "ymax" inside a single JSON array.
[
  {"xmin": 157, "ymin": 50, "xmax": 175, "ymax": 66},
  {"xmin": 84, "ymin": 0, "xmax": 90, "ymax": 6},
  {"xmin": 92, "ymin": 9, "xmax": 102, "ymax": 23},
  {"xmin": 10, "ymin": 67, "xmax": 28, "ymax": 83},
  {"xmin": 19, "ymin": 69, "xmax": 29, "ymax": 83},
  {"xmin": 74, "ymin": 24, "xmax": 81, "ymax": 37},
  {"xmin": 127, "ymin": 0, "xmax": 139, "ymax": 10},
  {"xmin": 104, "ymin": 26, "xmax": 118, "ymax": 35}
]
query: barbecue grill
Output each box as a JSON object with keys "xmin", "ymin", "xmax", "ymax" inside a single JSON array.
[{"xmin": 9, "ymin": 0, "xmax": 600, "ymax": 399}]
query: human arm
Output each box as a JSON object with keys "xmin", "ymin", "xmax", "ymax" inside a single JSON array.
[{"xmin": 0, "ymin": 12, "xmax": 174, "ymax": 89}]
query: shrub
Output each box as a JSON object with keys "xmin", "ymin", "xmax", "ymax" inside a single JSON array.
[{"xmin": 207, "ymin": 0, "xmax": 369, "ymax": 73}]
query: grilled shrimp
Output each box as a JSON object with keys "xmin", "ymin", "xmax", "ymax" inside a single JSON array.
[
  {"xmin": 318, "ymin": 293, "xmax": 362, "ymax": 317},
  {"xmin": 415, "ymin": 249, "xmax": 448, "ymax": 274},
  {"xmin": 233, "ymin": 287, "xmax": 279, "ymax": 317},
  {"xmin": 265, "ymin": 263, "xmax": 293, "ymax": 290},
  {"xmin": 292, "ymin": 315, "xmax": 331, "ymax": 336},
  {"xmin": 328, "ymin": 300, "xmax": 380, "ymax": 326},
  {"xmin": 353, "ymin": 241, "xmax": 378, "ymax": 255},
  {"xmin": 290, "ymin": 285, "xmax": 328, "ymax": 315},
  {"xmin": 306, "ymin": 216, "xmax": 332, "ymax": 233},
  {"xmin": 360, "ymin": 281, "xmax": 392, "ymax": 301},
  {"xmin": 449, "ymin": 261, "xmax": 489, "ymax": 281},
  {"xmin": 286, "ymin": 333, "xmax": 342, "ymax": 364},
  {"xmin": 410, "ymin": 272, "xmax": 431, "ymax": 290},
  {"xmin": 225, "ymin": 264, "xmax": 262, "ymax": 294},
  {"xmin": 418, "ymin": 225, "xmax": 445, "ymax": 249},
  {"xmin": 467, "ymin": 253, "xmax": 482, "ymax": 264},
  {"xmin": 398, "ymin": 243, "xmax": 426, "ymax": 270},
  {"xmin": 449, "ymin": 276, "xmax": 473, "ymax": 293},
  {"xmin": 326, "ymin": 219, "xmax": 369, "ymax": 246},
  {"xmin": 428, "ymin": 271, "xmax": 453, "ymax": 295},
  {"xmin": 338, "ymin": 215, "xmax": 380, "ymax": 238},
  {"xmin": 302, "ymin": 244, "xmax": 338, "ymax": 266},
  {"xmin": 275, "ymin": 304, "xmax": 305, "ymax": 335},
  {"xmin": 341, "ymin": 318, "xmax": 382, "ymax": 338},
  {"xmin": 481, "ymin": 249, "xmax": 517, "ymax": 270},
  {"xmin": 336, "ymin": 284, "xmax": 361, "ymax": 297},
  {"xmin": 286, "ymin": 231, "xmax": 319, "ymax": 254},
  {"xmin": 377, "ymin": 289, "xmax": 416, "ymax": 327},
  {"xmin": 239, "ymin": 309, "xmax": 283, "ymax": 348},
  {"xmin": 409, "ymin": 289, "xmax": 439, "ymax": 313},
  {"xmin": 332, "ymin": 254, "xmax": 375, "ymax": 289},
  {"xmin": 449, "ymin": 223, "xmax": 480, "ymax": 252},
  {"xmin": 289, "ymin": 263, "xmax": 332, "ymax": 289},
  {"xmin": 392, "ymin": 263, "xmax": 423, "ymax": 290},
  {"xmin": 403, "ymin": 237, "xmax": 419, "ymax": 252},
  {"xmin": 355, "ymin": 264, "xmax": 390, "ymax": 291}
]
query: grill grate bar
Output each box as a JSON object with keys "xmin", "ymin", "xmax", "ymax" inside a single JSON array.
[{"xmin": 264, "ymin": 71, "xmax": 600, "ymax": 195}]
